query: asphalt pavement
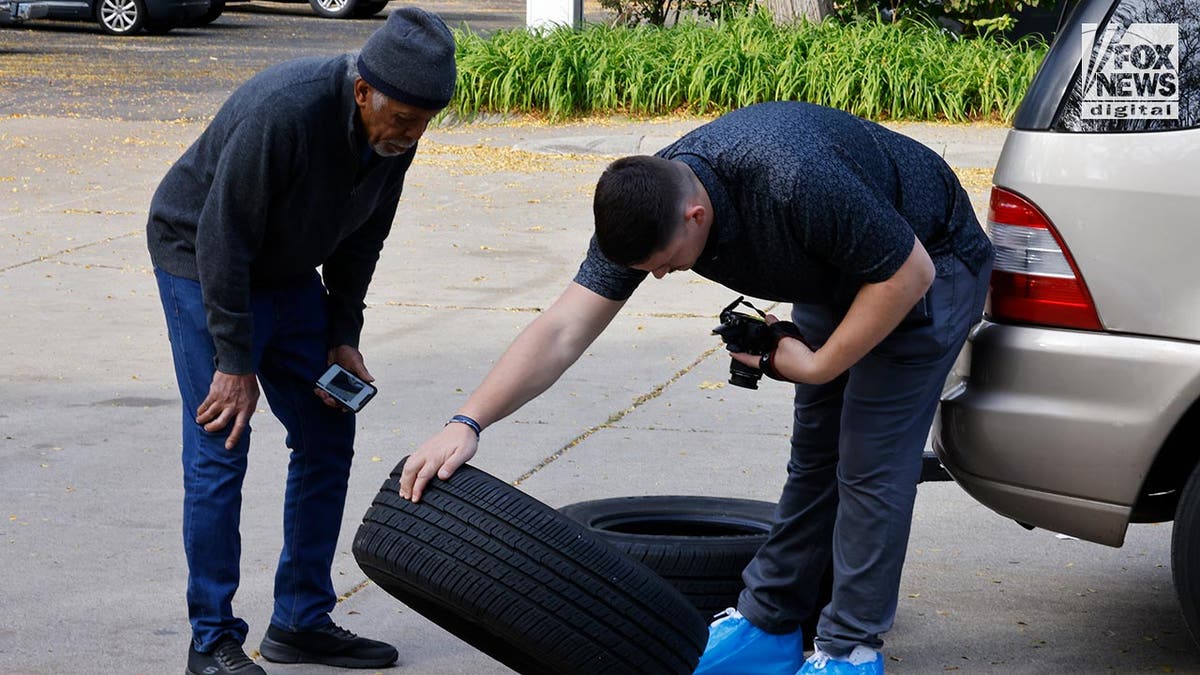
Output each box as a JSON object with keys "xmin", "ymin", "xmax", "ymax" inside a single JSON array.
[{"xmin": 2, "ymin": 3, "xmax": 1199, "ymax": 674}]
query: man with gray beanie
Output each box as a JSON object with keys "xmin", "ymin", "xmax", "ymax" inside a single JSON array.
[{"xmin": 146, "ymin": 7, "xmax": 456, "ymax": 674}]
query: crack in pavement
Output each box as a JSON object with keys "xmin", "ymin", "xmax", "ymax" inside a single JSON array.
[
  {"xmin": 512, "ymin": 344, "xmax": 724, "ymax": 487},
  {"xmin": 510, "ymin": 300, "xmax": 783, "ymax": 486},
  {"xmin": 0, "ymin": 230, "xmax": 141, "ymax": 274}
]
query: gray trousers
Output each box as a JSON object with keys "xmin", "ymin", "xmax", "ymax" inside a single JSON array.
[{"xmin": 738, "ymin": 255, "xmax": 992, "ymax": 657}]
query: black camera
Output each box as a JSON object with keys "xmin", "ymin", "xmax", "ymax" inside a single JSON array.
[{"xmin": 712, "ymin": 296, "xmax": 804, "ymax": 389}]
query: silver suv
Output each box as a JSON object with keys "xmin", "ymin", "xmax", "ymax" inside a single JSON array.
[{"xmin": 933, "ymin": 0, "xmax": 1200, "ymax": 647}]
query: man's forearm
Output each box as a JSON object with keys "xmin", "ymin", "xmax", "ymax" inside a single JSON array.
[
  {"xmin": 811, "ymin": 236, "xmax": 935, "ymax": 381},
  {"xmin": 455, "ymin": 282, "xmax": 624, "ymax": 429}
]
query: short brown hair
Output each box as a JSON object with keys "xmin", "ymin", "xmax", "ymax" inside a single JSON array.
[{"xmin": 593, "ymin": 156, "xmax": 690, "ymax": 266}]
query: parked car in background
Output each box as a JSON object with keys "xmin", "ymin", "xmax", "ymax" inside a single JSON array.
[
  {"xmin": 9, "ymin": 0, "xmax": 207, "ymax": 33},
  {"xmin": 0, "ymin": 0, "xmax": 49, "ymax": 24},
  {"xmin": 200, "ymin": 0, "xmax": 386, "ymax": 23},
  {"xmin": 935, "ymin": 0, "xmax": 1200, "ymax": 649}
]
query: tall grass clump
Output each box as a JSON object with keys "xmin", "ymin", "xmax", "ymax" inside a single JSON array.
[{"xmin": 451, "ymin": 12, "xmax": 1047, "ymax": 122}]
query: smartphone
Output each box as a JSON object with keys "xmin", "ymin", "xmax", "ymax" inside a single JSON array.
[{"xmin": 315, "ymin": 363, "xmax": 378, "ymax": 412}]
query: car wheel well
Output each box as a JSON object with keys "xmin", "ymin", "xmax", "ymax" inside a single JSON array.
[{"xmin": 1133, "ymin": 398, "xmax": 1200, "ymax": 523}]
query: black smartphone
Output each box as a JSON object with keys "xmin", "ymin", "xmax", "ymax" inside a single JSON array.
[{"xmin": 315, "ymin": 363, "xmax": 378, "ymax": 412}]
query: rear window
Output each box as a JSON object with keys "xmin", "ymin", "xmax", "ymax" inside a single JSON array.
[{"xmin": 1055, "ymin": 0, "xmax": 1199, "ymax": 131}]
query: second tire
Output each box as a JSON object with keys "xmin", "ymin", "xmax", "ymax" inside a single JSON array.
[{"xmin": 557, "ymin": 495, "xmax": 776, "ymax": 618}]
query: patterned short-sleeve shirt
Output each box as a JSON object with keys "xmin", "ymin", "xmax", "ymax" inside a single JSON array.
[{"xmin": 574, "ymin": 102, "xmax": 992, "ymax": 308}]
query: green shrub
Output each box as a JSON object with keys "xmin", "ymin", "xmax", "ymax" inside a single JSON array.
[
  {"xmin": 837, "ymin": 0, "xmax": 1058, "ymax": 36},
  {"xmin": 599, "ymin": 0, "xmax": 754, "ymax": 26},
  {"xmin": 452, "ymin": 12, "xmax": 1047, "ymax": 122}
]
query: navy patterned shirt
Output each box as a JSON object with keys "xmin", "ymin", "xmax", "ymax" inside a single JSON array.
[{"xmin": 574, "ymin": 102, "xmax": 992, "ymax": 309}]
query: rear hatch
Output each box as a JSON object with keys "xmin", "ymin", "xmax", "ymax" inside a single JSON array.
[{"xmin": 988, "ymin": 0, "xmax": 1200, "ymax": 343}]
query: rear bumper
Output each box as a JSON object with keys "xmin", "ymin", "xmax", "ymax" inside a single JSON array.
[
  {"xmin": 934, "ymin": 321, "xmax": 1200, "ymax": 546},
  {"xmin": 0, "ymin": 0, "xmax": 50, "ymax": 22}
]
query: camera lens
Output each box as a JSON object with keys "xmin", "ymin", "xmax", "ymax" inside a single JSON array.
[{"xmin": 728, "ymin": 359, "xmax": 761, "ymax": 390}]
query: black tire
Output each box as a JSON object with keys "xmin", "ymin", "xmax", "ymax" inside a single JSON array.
[
  {"xmin": 143, "ymin": 18, "xmax": 176, "ymax": 33},
  {"xmin": 558, "ymin": 495, "xmax": 775, "ymax": 618},
  {"xmin": 308, "ymin": 0, "xmax": 353, "ymax": 19},
  {"xmin": 353, "ymin": 459, "xmax": 707, "ymax": 675},
  {"xmin": 1172, "ymin": 461, "xmax": 1200, "ymax": 649},
  {"xmin": 351, "ymin": 0, "xmax": 386, "ymax": 16},
  {"xmin": 192, "ymin": 0, "xmax": 223, "ymax": 25},
  {"xmin": 559, "ymin": 495, "xmax": 833, "ymax": 648},
  {"xmin": 95, "ymin": 0, "xmax": 146, "ymax": 34}
]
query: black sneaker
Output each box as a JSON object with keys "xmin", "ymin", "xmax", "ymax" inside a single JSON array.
[
  {"xmin": 186, "ymin": 636, "xmax": 266, "ymax": 675},
  {"xmin": 259, "ymin": 622, "xmax": 398, "ymax": 668}
]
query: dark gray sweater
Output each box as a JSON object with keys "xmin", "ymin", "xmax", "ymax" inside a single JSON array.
[
  {"xmin": 147, "ymin": 54, "xmax": 414, "ymax": 374},
  {"xmin": 576, "ymin": 102, "xmax": 992, "ymax": 309}
]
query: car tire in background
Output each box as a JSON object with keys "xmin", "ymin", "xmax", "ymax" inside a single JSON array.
[
  {"xmin": 307, "ymin": 0, "xmax": 352, "ymax": 18},
  {"xmin": 1172, "ymin": 461, "xmax": 1200, "ymax": 648},
  {"xmin": 96, "ymin": 0, "xmax": 145, "ymax": 34},
  {"xmin": 353, "ymin": 459, "xmax": 707, "ymax": 675},
  {"xmin": 558, "ymin": 495, "xmax": 833, "ymax": 647},
  {"xmin": 351, "ymin": 0, "xmax": 385, "ymax": 17},
  {"xmin": 143, "ymin": 18, "xmax": 177, "ymax": 33},
  {"xmin": 192, "ymin": 0, "xmax": 222, "ymax": 25}
]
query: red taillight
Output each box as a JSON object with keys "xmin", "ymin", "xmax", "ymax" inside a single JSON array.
[{"xmin": 986, "ymin": 187, "xmax": 1102, "ymax": 331}]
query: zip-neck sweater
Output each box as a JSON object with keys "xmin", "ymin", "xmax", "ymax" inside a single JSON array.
[{"xmin": 147, "ymin": 54, "xmax": 414, "ymax": 374}]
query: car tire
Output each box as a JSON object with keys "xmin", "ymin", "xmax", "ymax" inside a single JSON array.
[
  {"xmin": 351, "ymin": 0, "xmax": 386, "ymax": 16},
  {"xmin": 192, "ymin": 0, "xmax": 223, "ymax": 25},
  {"xmin": 143, "ymin": 18, "xmax": 176, "ymax": 33},
  {"xmin": 95, "ymin": 0, "xmax": 146, "ymax": 34},
  {"xmin": 308, "ymin": 0, "xmax": 353, "ymax": 19},
  {"xmin": 352, "ymin": 459, "xmax": 707, "ymax": 675},
  {"xmin": 1172, "ymin": 461, "xmax": 1200, "ymax": 648},
  {"xmin": 558, "ymin": 495, "xmax": 774, "ymax": 617},
  {"xmin": 558, "ymin": 495, "xmax": 833, "ymax": 646}
]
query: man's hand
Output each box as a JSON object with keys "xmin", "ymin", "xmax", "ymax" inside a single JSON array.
[
  {"xmin": 196, "ymin": 371, "xmax": 260, "ymax": 450},
  {"xmin": 400, "ymin": 423, "xmax": 479, "ymax": 503},
  {"xmin": 732, "ymin": 237, "xmax": 935, "ymax": 385},
  {"xmin": 315, "ymin": 345, "xmax": 373, "ymax": 411},
  {"xmin": 729, "ymin": 313, "xmax": 821, "ymax": 384}
]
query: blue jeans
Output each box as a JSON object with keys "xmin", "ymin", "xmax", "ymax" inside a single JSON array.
[
  {"xmin": 738, "ymin": 255, "xmax": 992, "ymax": 657},
  {"xmin": 155, "ymin": 268, "xmax": 356, "ymax": 652}
]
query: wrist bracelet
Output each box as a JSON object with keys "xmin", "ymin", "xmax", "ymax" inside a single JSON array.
[{"xmin": 446, "ymin": 414, "xmax": 482, "ymax": 438}]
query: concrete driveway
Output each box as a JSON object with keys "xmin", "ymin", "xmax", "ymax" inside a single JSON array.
[{"xmin": 1, "ymin": 3, "xmax": 1198, "ymax": 673}]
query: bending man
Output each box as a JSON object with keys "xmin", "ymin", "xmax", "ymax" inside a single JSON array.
[{"xmin": 402, "ymin": 101, "xmax": 993, "ymax": 675}]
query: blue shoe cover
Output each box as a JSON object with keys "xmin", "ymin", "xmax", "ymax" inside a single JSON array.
[
  {"xmin": 692, "ymin": 608, "xmax": 805, "ymax": 675},
  {"xmin": 797, "ymin": 646, "xmax": 884, "ymax": 675}
]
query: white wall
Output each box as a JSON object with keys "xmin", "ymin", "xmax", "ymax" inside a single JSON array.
[{"xmin": 526, "ymin": 0, "xmax": 583, "ymax": 30}]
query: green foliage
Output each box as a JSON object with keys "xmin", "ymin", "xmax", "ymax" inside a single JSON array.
[
  {"xmin": 451, "ymin": 13, "xmax": 1047, "ymax": 122},
  {"xmin": 598, "ymin": 0, "xmax": 753, "ymax": 26},
  {"xmin": 837, "ymin": 0, "xmax": 1054, "ymax": 36}
]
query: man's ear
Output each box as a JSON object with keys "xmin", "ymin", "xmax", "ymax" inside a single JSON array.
[
  {"xmin": 353, "ymin": 78, "xmax": 371, "ymax": 108},
  {"xmin": 683, "ymin": 203, "xmax": 706, "ymax": 230}
]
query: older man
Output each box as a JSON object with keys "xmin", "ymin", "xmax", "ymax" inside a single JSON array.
[{"xmin": 147, "ymin": 8, "xmax": 456, "ymax": 674}]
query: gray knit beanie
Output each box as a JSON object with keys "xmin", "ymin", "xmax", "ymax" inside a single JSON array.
[{"xmin": 357, "ymin": 7, "xmax": 457, "ymax": 110}]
